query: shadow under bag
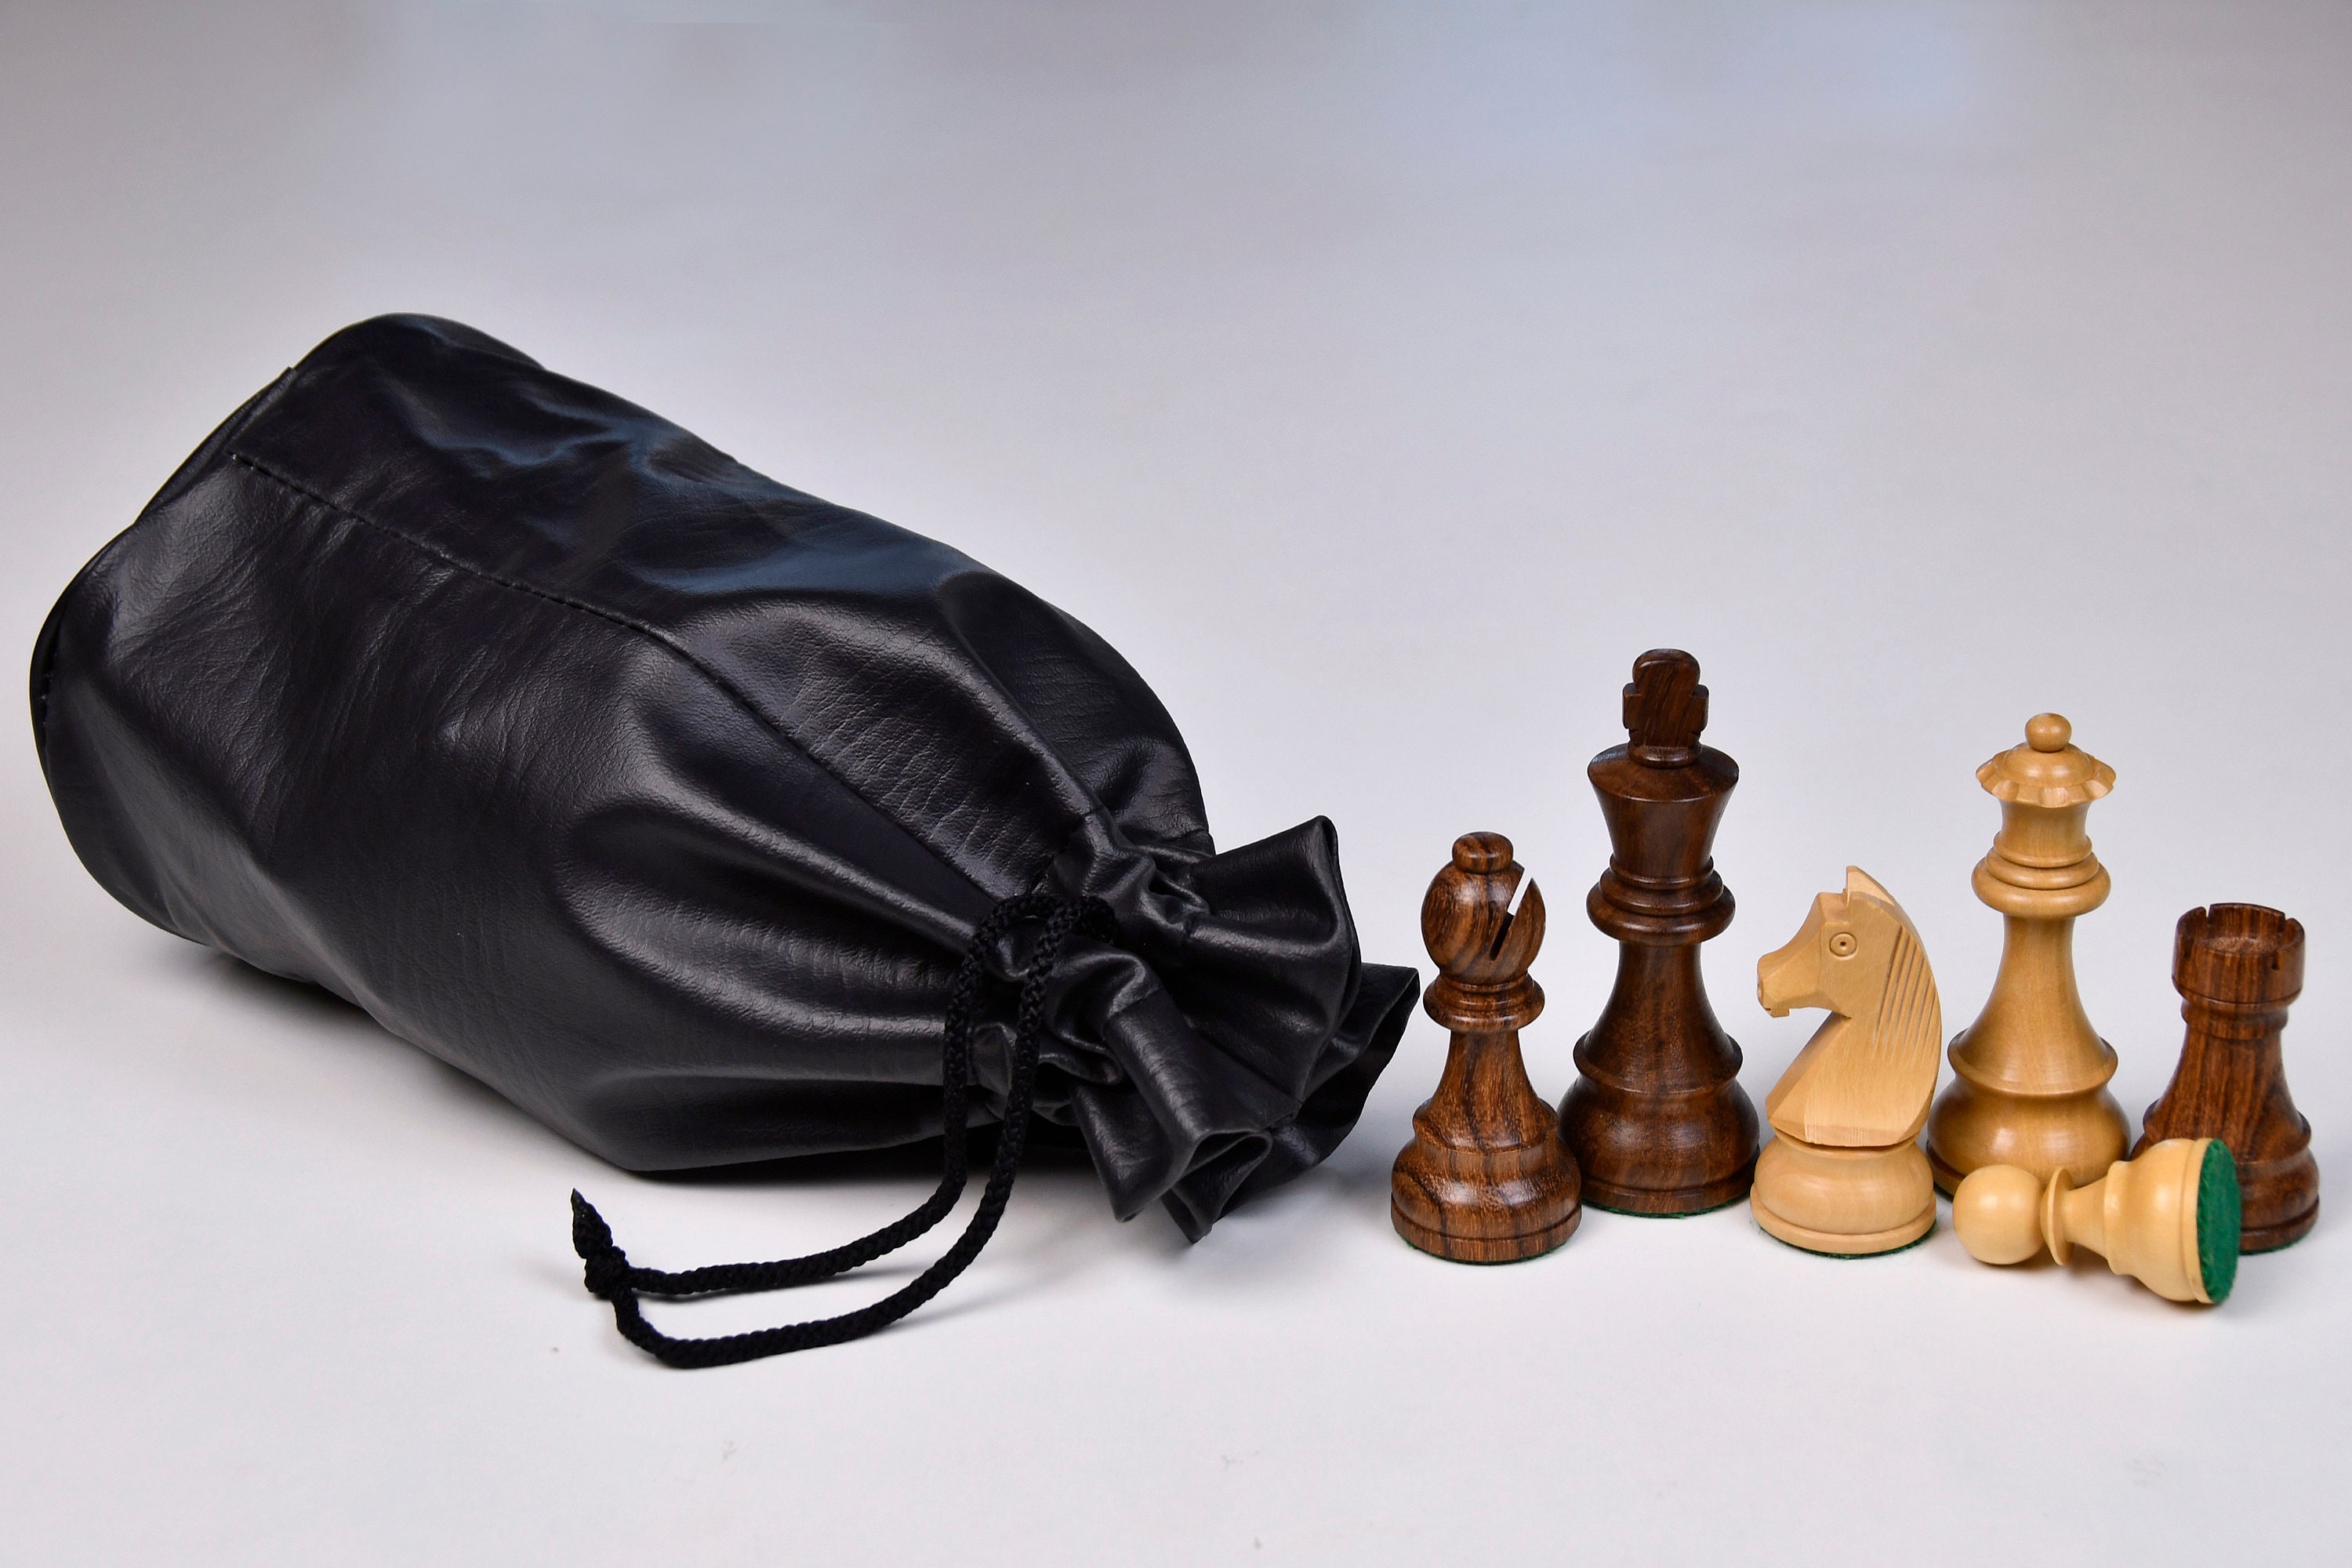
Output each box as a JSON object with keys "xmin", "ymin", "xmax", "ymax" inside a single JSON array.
[{"xmin": 31, "ymin": 315, "xmax": 1417, "ymax": 1365}]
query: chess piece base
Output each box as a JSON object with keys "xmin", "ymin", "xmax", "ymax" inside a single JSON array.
[
  {"xmin": 1751, "ymin": 1135, "xmax": 1936, "ymax": 1256},
  {"xmin": 1580, "ymin": 1174, "xmax": 1755, "ymax": 1218},
  {"xmin": 1560, "ymin": 1060, "xmax": 1760, "ymax": 1216},
  {"xmin": 2141, "ymin": 1108, "xmax": 2318, "ymax": 1254},
  {"xmin": 2230, "ymin": 1185, "xmax": 2324, "ymax": 1260},
  {"xmin": 2241, "ymin": 1207, "xmax": 2318, "ymax": 1253},
  {"xmin": 1926, "ymin": 1064, "xmax": 2129, "ymax": 1195},
  {"xmin": 1391, "ymin": 1141, "xmax": 1583, "ymax": 1263},
  {"xmin": 2132, "ymin": 1134, "xmax": 2318, "ymax": 1253}
]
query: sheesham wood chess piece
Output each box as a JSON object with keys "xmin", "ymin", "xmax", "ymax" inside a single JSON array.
[
  {"xmin": 1392, "ymin": 833, "xmax": 1584, "ymax": 1262},
  {"xmin": 1952, "ymin": 1138, "xmax": 2241, "ymax": 1304},
  {"xmin": 1925, "ymin": 713, "xmax": 2130, "ymax": 1193},
  {"xmin": 1557, "ymin": 650, "xmax": 1760, "ymax": 1214},
  {"xmin": 2136, "ymin": 904, "xmax": 2319, "ymax": 1252},
  {"xmin": 1750, "ymin": 868, "xmax": 1941, "ymax": 1255}
]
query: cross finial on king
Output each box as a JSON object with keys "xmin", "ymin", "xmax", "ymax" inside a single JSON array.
[{"xmin": 1623, "ymin": 648, "xmax": 1708, "ymax": 764}]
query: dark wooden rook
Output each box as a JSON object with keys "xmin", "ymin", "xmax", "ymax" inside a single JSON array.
[
  {"xmin": 1557, "ymin": 649, "xmax": 1760, "ymax": 1214},
  {"xmin": 1392, "ymin": 832, "xmax": 1584, "ymax": 1262},
  {"xmin": 2136, "ymin": 903, "xmax": 2319, "ymax": 1252}
]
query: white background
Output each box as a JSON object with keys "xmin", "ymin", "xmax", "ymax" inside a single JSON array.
[{"xmin": 5, "ymin": 3, "xmax": 2347, "ymax": 1563}]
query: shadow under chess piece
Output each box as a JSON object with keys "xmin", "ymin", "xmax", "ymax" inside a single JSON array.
[
  {"xmin": 2138, "ymin": 904, "xmax": 2319, "ymax": 1252},
  {"xmin": 1952, "ymin": 1138, "xmax": 2239, "ymax": 1305},
  {"xmin": 1751, "ymin": 868, "xmax": 1941, "ymax": 1256},
  {"xmin": 1559, "ymin": 649, "xmax": 1760, "ymax": 1214},
  {"xmin": 1926, "ymin": 713, "xmax": 2130, "ymax": 1193},
  {"xmin": 1392, "ymin": 832, "xmax": 1583, "ymax": 1263}
]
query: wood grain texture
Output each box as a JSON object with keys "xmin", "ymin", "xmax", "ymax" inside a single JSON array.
[
  {"xmin": 1926, "ymin": 714, "xmax": 2131, "ymax": 1192},
  {"xmin": 1953, "ymin": 1138, "xmax": 2235, "ymax": 1304},
  {"xmin": 1558, "ymin": 651, "xmax": 1760, "ymax": 1215},
  {"xmin": 2136, "ymin": 903, "xmax": 2319, "ymax": 1252},
  {"xmin": 1750, "ymin": 868, "xmax": 1940, "ymax": 1254},
  {"xmin": 1758, "ymin": 868, "xmax": 1941, "ymax": 1145},
  {"xmin": 1392, "ymin": 832, "xmax": 1584, "ymax": 1262}
]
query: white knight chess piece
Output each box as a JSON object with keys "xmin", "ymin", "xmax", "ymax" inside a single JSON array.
[{"xmin": 1751, "ymin": 868, "xmax": 1943, "ymax": 1256}]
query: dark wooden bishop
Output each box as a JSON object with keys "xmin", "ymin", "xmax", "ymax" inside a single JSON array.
[
  {"xmin": 1392, "ymin": 832, "xmax": 1584, "ymax": 1262},
  {"xmin": 1558, "ymin": 650, "xmax": 1760, "ymax": 1214},
  {"xmin": 2136, "ymin": 903, "xmax": 2320, "ymax": 1252}
]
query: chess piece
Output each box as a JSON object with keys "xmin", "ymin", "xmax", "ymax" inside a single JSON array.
[
  {"xmin": 1925, "ymin": 713, "xmax": 2129, "ymax": 1192},
  {"xmin": 1392, "ymin": 833, "xmax": 1584, "ymax": 1262},
  {"xmin": 2136, "ymin": 904, "xmax": 2319, "ymax": 1252},
  {"xmin": 1558, "ymin": 650, "xmax": 1760, "ymax": 1214},
  {"xmin": 1952, "ymin": 1138, "xmax": 2240, "ymax": 1305},
  {"xmin": 1750, "ymin": 868, "xmax": 1941, "ymax": 1255}
]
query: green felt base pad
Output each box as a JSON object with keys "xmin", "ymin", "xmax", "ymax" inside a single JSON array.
[
  {"xmin": 2197, "ymin": 1139, "xmax": 2242, "ymax": 1304},
  {"xmin": 1756, "ymin": 1217, "xmax": 1936, "ymax": 1260}
]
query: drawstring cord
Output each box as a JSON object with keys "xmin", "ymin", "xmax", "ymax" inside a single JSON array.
[{"xmin": 569, "ymin": 894, "xmax": 1117, "ymax": 1368}]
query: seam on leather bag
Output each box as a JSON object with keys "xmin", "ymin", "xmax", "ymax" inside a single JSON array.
[
  {"xmin": 29, "ymin": 591, "xmax": 68, "ymax": 779},
  {"xmin": 34, "ymin": 372, "xmax": 296, "ymax": 775},
  {"xmin": 223, "ymin": 449, "xmax": 1014, "ymax": 920},
  {"xmin": 226, "ymin": 452, "xmax": 1289, "ymax": 1139}
]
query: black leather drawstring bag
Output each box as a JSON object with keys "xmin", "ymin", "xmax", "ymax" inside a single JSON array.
[{"xmin": 32, "ymin": 315, "xmax": 1417, "ymax": 1367}]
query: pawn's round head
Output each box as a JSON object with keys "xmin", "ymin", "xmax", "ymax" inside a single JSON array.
[{"xmin": 1952, "ymin": 1165, "xmax": 2048, "ymax": 1265}]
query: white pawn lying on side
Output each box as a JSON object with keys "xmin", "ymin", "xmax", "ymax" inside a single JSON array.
[{"xmin": 1952, "ymin": 1138, "xmax": 2240, "ymax": 1305}]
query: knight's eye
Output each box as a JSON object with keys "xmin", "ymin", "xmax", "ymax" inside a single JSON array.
[{"xmin": 1828, "ymin": 931, "xmax": 1859, "ymax": 957}]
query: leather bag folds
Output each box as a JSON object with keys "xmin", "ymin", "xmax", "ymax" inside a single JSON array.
[{"xmin": 31, "ymin": 316, "xmax": 1418, "ymax": 1359}]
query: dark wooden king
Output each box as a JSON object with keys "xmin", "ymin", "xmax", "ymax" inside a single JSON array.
[
  {"xmin": 1558, "ymin": 649, "xmax": 1760, "ymax": 1214},
  {"xmin": 2136, "ymin": 903, "xmax": 2319, "ymax": 1252}
]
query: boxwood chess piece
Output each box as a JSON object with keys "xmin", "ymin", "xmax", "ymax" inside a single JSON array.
[
  {"xmin": 1926, "ymin": 713, "xmax": 2131, "ymax": 1193},
  {"xmin": 1952, "ymin": 1138, "xmax": 2240, "ymax": 1305},
  {"xmin": 1751, "ymin": 868, "xmax": 1942, "ymax": 1256}
]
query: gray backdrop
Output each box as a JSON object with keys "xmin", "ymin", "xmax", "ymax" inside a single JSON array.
[{"xmin": 5, "ymin": 3, "xmax": 2344, "ymax": 1562}]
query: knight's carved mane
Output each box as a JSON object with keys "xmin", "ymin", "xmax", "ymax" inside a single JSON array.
[
  {"xmin": 1864, "ymin": 914, "xmax": 1941, "ymax": 1067},
  {"xmin": 1764, "ymin": 873, "xmax": 1944, "ymax": 1145}
]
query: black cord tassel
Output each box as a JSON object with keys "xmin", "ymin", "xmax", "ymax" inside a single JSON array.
[{"xmin": 572, "ymin": 893, "xmax": 1116, "ymax": 1368}]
